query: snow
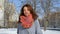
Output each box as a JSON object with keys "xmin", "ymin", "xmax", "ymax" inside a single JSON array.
[
  {"xmin": 0, "ymin": 28, "xmax": 60, "ymax": 34},
  {"xmin": 0, "ymin": 28, "xmax": 17, "ymax": 34},
  {"xmin": 42, "ymin": 30, "xmax": 60, "ymax": 34}
]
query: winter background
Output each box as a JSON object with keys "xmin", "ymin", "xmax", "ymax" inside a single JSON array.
[{"xmin": 0, "ymin": 0, "xmax": 60, "ymax": 34}]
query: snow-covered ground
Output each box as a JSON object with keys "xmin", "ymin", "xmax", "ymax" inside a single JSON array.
[
  {"xmin": 0, "ymin": 28, "xmax": 17, "ymax": 34},
  {"xmin": 0, "ymin": 28, "xmax": 60, "ymax": 34},
  {"xmin": 42, "ymin": 30, "xmax": 60, "ymax": 34}
]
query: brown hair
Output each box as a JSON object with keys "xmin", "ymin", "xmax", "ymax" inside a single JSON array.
[{"xmin": 18, "ymin": 4, "xmax": 38, "ymax": 23}]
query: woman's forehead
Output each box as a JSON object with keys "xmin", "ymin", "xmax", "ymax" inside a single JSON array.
[
  {"xmin": 24, "ymin": 7, "xmax": 27, "ymax": 9},
  {"xmin": 23, "ymin": 7, "xmax": 29, "ymax": 10}
]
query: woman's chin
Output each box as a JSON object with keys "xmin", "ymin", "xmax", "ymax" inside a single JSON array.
[{"xmin": 25, "ymin": 15, "xmax": 29, "ymax": 17}]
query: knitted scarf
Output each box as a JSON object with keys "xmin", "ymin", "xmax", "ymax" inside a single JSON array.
[{"xmin": 20, "ymin": 14, "xmax": 34, "ymax": 28}]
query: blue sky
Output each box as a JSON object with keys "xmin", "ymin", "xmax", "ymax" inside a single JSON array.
[
  {"xmin": 8, "ymin": 0, "xmax": 60, "ymax": 19},
  {"xmin": 8, "ymin": 0, "xmax": 60, "ymax": 12},
  {"xmin": 8, "ymin": 0, "xmax": 25, "ymax": 13}
]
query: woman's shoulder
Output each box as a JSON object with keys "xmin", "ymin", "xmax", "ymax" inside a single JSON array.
[
  {"xmin": 34, "ymin": 17, "xmax": 39, "ymax": 23},
  {"xmin": 35, "ymin": 16, "xmax": 39, "ymax": 21},
  {"xmin": 34, "ymin": 17, "xmax": 41, "ymax": 27}
]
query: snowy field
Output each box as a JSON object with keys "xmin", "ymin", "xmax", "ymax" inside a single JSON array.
[
  {"xmin": 0, "ymin": 28, "xmax": 60, "ymax": 34},
  {"xmin": 0, "ymin": 28, "xmax": 17, "ymax": 34}
]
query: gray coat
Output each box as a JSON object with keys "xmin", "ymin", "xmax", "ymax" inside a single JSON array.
[{"xmin": 17, "ymin": 18, "xmax": 43, "ymax": 34}]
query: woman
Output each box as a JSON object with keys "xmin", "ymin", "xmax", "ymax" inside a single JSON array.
[{"xmin": 17, "ymin": 4, "xmax": 43, "ymax": 34}]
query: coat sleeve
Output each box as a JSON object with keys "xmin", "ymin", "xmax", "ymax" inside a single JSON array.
[{"xmin": 35, "ymin": 18, "xmax": 43, "ymax": 34}]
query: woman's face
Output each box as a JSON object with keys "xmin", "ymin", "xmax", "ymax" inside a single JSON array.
[{"xmin": 23, "ymin": 7, "xmax": 30, "ymax": 16}]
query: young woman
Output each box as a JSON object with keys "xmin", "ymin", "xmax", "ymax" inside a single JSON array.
[{"xmin": 17, "ymin": 4, "xmax": 43, "ymax": 34}]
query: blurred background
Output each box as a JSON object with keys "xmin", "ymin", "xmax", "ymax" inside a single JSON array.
[
  {"xmin": 0, "ymin": 0, "xmax": 60, "ymax": 28},
  {"xmin": 0, "ymin": 0, "xmax": 60, "ymax": 34}
]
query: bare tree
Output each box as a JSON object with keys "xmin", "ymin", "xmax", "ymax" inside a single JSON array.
[
  {"xmin": 4, "ymin": 0, "xmax": 15, "ymax": 28},
  {"xmin": 40, "ymin": 0, "xmax": 51, "ymax": 31}
]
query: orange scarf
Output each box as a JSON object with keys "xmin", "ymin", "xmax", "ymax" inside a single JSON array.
[{"xmin": 20, "ymin": 14, "xmax": 34, "ymax": 28}]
